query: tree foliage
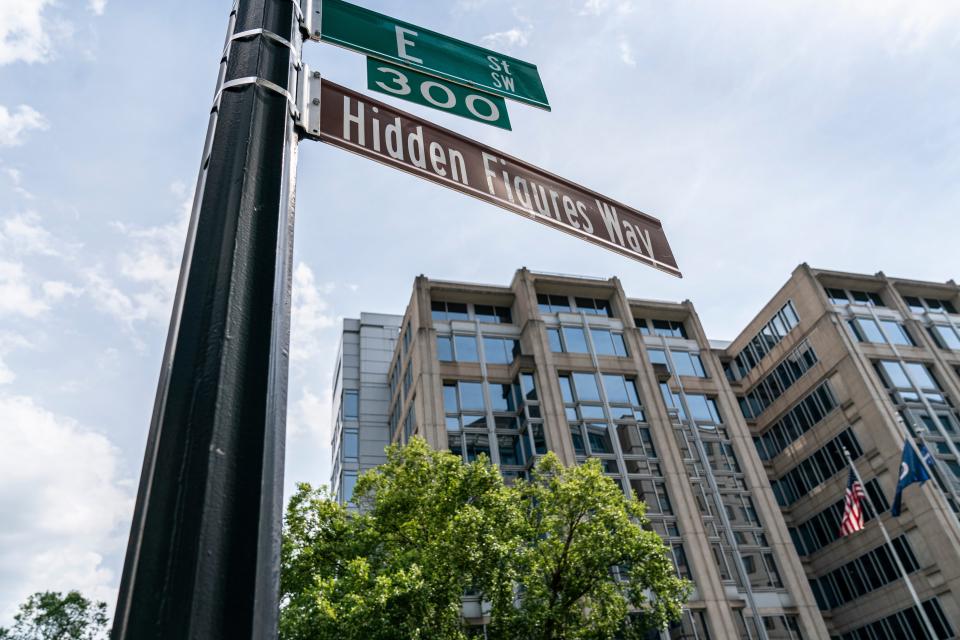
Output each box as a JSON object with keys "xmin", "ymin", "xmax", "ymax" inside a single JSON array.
[
  {"xmin": 0, "ymin": 591, "xmax": 109, "ymax": 640},
  {"xmin": 281, "ymin": 438, "xmax": 689, "ymax": 639}
]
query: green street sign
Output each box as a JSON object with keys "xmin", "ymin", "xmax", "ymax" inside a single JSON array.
[
  {"xmin": 317, "ymin": 0, "xmax": 550, "ymax": 110},
  {"xmin": 366, "ymin": 59, "xmax": 512, "ymax": 131}
]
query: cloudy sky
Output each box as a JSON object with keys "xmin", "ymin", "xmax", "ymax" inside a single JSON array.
[{"xmin": 1, "ymin": 0, "xmax": 959, "ymax": 624}]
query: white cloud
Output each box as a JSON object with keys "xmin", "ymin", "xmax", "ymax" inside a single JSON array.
[
  {"xmin": 0, "ymin": 212, "xmax": 64, "ymax": 256},
  {"xmin": 619, "ymin": 39, "xmax": 636, "ymax": 66},
  {"xmin": 481, "ymin": 26, "xmax": 531, "ymax": 48},
  {"xmin": 580, "ymin": 0, "xmax": 634, "ymax": 16},
  {"xmin": 291, "ymin": 262, "xmax": 337, "ymax": 364},
  {"xmin": 0, "ymin": 105, "xmax": 47, "ymax": 147},
  {"xmin": 0, "ymin": 0, "xmax": 54, "ymax": 65},
  {"xmin": 0, "ymin": 394, "xmax": 132, "ymax": 619},
  {"xmin": 88, "ymin": 0, "xmax": 107, "ymax": 16},
  {"xmin": 88, "ymin": 185, "xmax": 191, "ymax": 335},
  {"xmin": 0, "ymin": 261, "xmax": 49, "ymax": 318},
  {"xmin": 0, "ymin": 332, "xmax": 31, "ymax": 385}
]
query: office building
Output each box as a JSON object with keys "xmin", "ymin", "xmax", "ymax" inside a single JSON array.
[
  {"xmin": 330, "ymin": 313, "xmax": 403, "ymax": 505},
  {"xmin": 721, "ymin": 265, "xmax": 960, "ymax": 639},
  {"xmin": 381, "ymin": 269, "xmax": 829, "ymax": 639}
]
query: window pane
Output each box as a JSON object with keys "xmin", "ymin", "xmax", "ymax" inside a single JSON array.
[
  {"xmin": 447, "ymin": 302, "xmax": 469, "ymax": 320},
  {"xmin": 474, "ymin": 305, "xmax": 498, "ymax": 323},
  {"xmin": 443, "ymin": 384, "xmax": 458, "ymax": 412},
  {"xmin": 880, "ymin": 361, "xmax": 911, "ymax": 388},
  {"xmin": 572, "ymin": 372, "xmax": 601, "ymax": 401},
  {"xmin": 343, "ymin": 390, "xmax": 359, "ymax": 419},
  {"xmin": 934, "ymin": 325, "xmax": 960, "ymax": 350},
  {"xmin": 431, "ymin": 300, "xmax": 447, "ymax": 321},
  {"xmin": 547, "ymin": 328, "xmax": 563, "ymax": 352},
  {"xmin": 591, "ymin": 328, "xmax": 614, "ymax": 355},
  {"xmin": 550, "ymin": 295, "xmax": 571, "ymax": 313},
  {"xmin": 343, "ymin": 431, "xmax": 358, "ymax": 460},
  {"xmin": 563, "ymin": 327, "xmax": 589, "ymax": 353},
  {"xmin": 603, "ymin": 374, "xmax": 629, "ymax": 404},
  {"xmin": 454, "ymin": 335, "xmax": 479, "ymax": 362},
  {"xmin": 559, "ymin": 375, "xmax": 574, "ymax": 403},
  {"xmin": 612, "ymin": 333, "xmax": 628, "ymax": 356},
  {"xmin": 489, "ymin": 383, "xmax": 512, "ymax": 412},
  {"xmin": 521, "ymin": 373, "xmax": 537, "ymax": 400},
  {"xmin": 826, "ymin": 288, "xmax": 848, "ymax": 305},
  {"xmin": 483, "ymin": 337, "xmax": 509, "ymax": 364},
  {"xmin": 436, "ymin": 336, "xmax": 453, "ymax": 361},
  {"xmin": 459, "ymin": 382, "xmax": 485, "ymax": 410},
  {"xmin": 342, "ymin": 472, "xmax": 358, "ymax": 504},
  {"xmin": 904, "ymin": 296, "xmax": 925, "ymax": 313},
  {"xmin": 854, "ymin": 318, "xmax": 884, "ymax": 343}
]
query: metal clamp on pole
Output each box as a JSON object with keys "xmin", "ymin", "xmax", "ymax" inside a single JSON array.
[
  {"xmin": 296, "ymin": 65, "xmax": 322, "ymax": 138},
  {"xmin": 300, "ymin": 0, "xmax": 322, "ymax": 40},
  {"xmin": 216, "ymin": 76, "xmax": 300, "ymax": 119}
]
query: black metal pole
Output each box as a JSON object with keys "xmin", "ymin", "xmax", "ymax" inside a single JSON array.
[{"xmin": 112, "ymin": 1, "xmax": 300, "ymax": 638}]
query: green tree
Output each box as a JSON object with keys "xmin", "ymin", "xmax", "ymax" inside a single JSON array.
[
  {"xmin": 281, "ymin": 438, "xmax": 519, "ymax": 640},
  {"xmin": 280, "ymin": 438, "xmax": 689, "ymax": 640},
  {"xmin": 0, "ymin": 591, "xmax": 109, "ymax": 640},
  {"xmin": 486, "ymin": 455, "xmax": 690, "ymax": 640}
]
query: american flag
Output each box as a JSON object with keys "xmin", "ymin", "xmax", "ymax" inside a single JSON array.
[{"xmin": 839, "ymin": 468, "xmax": 866, "ymax": 536}]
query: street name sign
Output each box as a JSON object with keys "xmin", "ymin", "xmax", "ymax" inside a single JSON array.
[
  {"xmin": 367, "ymin": 58, "xmax": 512, "ymax": 131},
  {"xmin": 304, "ymin": 80, "xmax": 680, "ymax": 276},
  {"xmin": 315, "ymin": 0, "xmax": 550, "ymax": 110}
]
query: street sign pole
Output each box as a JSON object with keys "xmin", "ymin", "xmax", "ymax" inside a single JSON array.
[{"xmin": 112, "ymin": 0, "xmax": 301, "ymax": 638}]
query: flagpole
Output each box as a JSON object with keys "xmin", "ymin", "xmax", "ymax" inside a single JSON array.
[{"xmin": 842, "ymin": 447, "xmax": 939, "ymax": 638}]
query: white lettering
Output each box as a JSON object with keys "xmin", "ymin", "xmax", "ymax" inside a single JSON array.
[
  {"xmin": 562, "ymin": 196, "xmax": 580, "ymax": 229},
  {"xmin": 514, "ymin": 176, "xmax": 532, "ymax": 209},
  {"xmin": 343, "ymin": 96, "xmax": 364, "ymax": 146},
  {"xmin": 576, "ymin": 201, "xmax": 594, "ymax": 233},
  {"xmin": 428, "ymin": 142, "xmax": 447, "ymax": 177},
  {"xmin": 395, "ymin": 27, "xmax": 423, "ymax": 64},
  {"xmin": 482, "ymin": 152, "xmax": 499, "ymax": 195},
  {"xmin": 487, "ymin": 55, "xmax": 502, "ymax": 72},
  {"xmin": 375, "ymin": 67, "xmax": 412, "ymax": 96},
  {"xmin": 549, "ymin": 190, "xmax": 562, "ymax": 220},
  {"xmin": 597, "ymin": 200, "xmax": 624, "ymax": 245},
  {"xmin": 421, "ymin": 81, "xmax": 456, "ymax": 109},
  {"xmin": 623, "ymin": 222, "xmax": 641, "ymax": 252},
  {"xmin": 465, "ymin": 94, "xmax": 500, "ymax": 122},
  {"xmin": 408, "ymin": 126, "xmax": 426, "ymax": 169},
  {"xmin": 385, "ymin": 117, "xmax": 403, "ymax": 160},
  {"xmin": 531, "ymin": 184, "xmax": 550, "ymax": 216},
  {"xmin": 449, "ymin": 149, "xmax": 468, "ymax": 185}
]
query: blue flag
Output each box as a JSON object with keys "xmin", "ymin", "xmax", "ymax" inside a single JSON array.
[{"xmin": 891, "ymin": 442, "xmax": 931, "ymax": 517}]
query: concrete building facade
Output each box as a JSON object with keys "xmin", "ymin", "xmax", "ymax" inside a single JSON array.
[
  {"xmin": 720, "ymin": 265, "xmax": 960, "ymax": 639},
  {"xmin": 330, "ymin": 312, "xmax": 403, "ymax": 505},
  {"xmin": 381, "ymin": 269, "xmax": 829, "ymax": 639}
]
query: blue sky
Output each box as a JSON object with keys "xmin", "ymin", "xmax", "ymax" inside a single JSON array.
[{"xmin": 1, "ymin": 0, "xmax": 959, "ymax": 623}]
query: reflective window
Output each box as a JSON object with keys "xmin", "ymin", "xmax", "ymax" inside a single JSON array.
[
  {"xmin": 454, "ymin": 335, "xmax": 479, "ymax": 362},
  {"xmin": 574, "ymin": 297, "xmax": 613, "ymax": 317},
  {"xmin": 591, "ymin": 328, "xmax": 628, "ymax": 357},
  {"xmin": 343, "ymin": 390, "xmax": 359, "ymax": 419},
  {"xmin": 342, "ymin": 472, "xmax": 358, "ymax": 504},
  {"xmin": 547, "ymin": 328, "xmax": 563, "ymax": 352},
  {"xmin": 431, "ymin": 300, "xmax": 469, "ymax": 321},
  {"xmin": 848, "ymin": 317, "xmax": 915, "ymax": 346},
  {"xmin": 436, "ymin": 335, "xmax": 453, "ymax": 361},
  {"xmin": 483, "ymin": 337, "xmax": 520, "ymax": 364},
  {"xmin": 343, "ymin": 430, "xmax": 358, "ymax": 461},
  {"xmin": 572, "ymin": 372, "xmax": 601, "ymax": 401},
  {"xmin": 562, "ymin": 327, "xmax": 589, "ymax": 353},
  {"xmin": 931, "ymin": 325, "xmax": 960, "ymax": 350},
  {"xmin": 652, "ymin": 319, "xmax": 688, "ymax": 339},
  {"xmin": 905, "ymin": 295, "xmax": 958, "ymax": 315},
  {"xmin": 474, "ymin": 304, "xmax": 512, "ymax": 324},
  {"xmin": 825, "ymin": 287, "xmax": 885, "ymax": 307},
  {"xmin": 537, "ymin": 293, "xmax": 572, "ymax": 314}
]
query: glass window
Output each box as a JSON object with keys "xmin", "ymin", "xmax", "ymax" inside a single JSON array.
[
  {"xmin": 343, "ymin": 430, "xmax": 358, "ymax": 460},
  {"xmin": 454, "ymin": 335, "xmax": 479, "ymax": 362},
  {"xmin": 826, "ymin": 288, "xmax": 849, "ymax": 305},
  {"xmin": 475, "ymin": 304, "xmax": 512, "ymax": 324},
  {"xmin": 343, "ymin": 390, "xmax": 359, "ymax": 419},
  {"xmin": 881, "ymin": 320, "xmax": 915, "ymax": 346},
  {"xmin": 572, "ymin": 372, "xmax": 601, "ymax": 401},
  {"xmin": 648, "ymin": 348, "xmax": 668, "ymax": 367},
  {"xmin": 459, "ymin": 381, "xmax": 485, "ymax": 410},
  {"xmin": 603, "ymin": 374, "xmax": 637, "ymax": 405},
  {"xmin": 537, "ymin": 294, "xmax": 572, "ymax": 314},
  {"xmin": 483, "ymin": 337, "xmax": 518, "ymax": 364},
  {"xmin": 904, "ymin": 296, "xmax": 926, "ymax": 313},
  {"xmin": 436, "ymin": 335, "xmax": 453, "ymax": 361},
  {"xmin": 575, "ymin": 297, "xmax": 613, "ymax": 317},
  {"xmin": 932, "ymin": 325, "xmax": 960, "ymax": 350},
  {"xmin": 850, "ymin": 317, "xmax": 883, "ymax": 343},
  {"xmin": 521, "ymin": 373, "xmax": 537, "ymax": 400},
  {"xmin": 634, "ymin": 318, "xmax": 651, "ymax": 335},
  {"xmin": 673, "ymin": 351, "xmax": 707, "ymax": 377},
  {"xmin": 443, "ymin": 383, "xmax": 458, "ymax": 412},
  {"xmin": 431, "ymin": 300, "xmax": 446, "ymax": 321},
  {"xmin": 488, "ymin": 383, "xmax": 514, "ymax": 412},
  {"xmin": 342, "ymin": 472, "xmax": 358, "ymax": 504},
  {"xmin": 591, "ymin": 328, "xmax": 627, "ymax": 357},
  {"xmin": 562, "ymin": 327, "xmax": 589, "ymax": 353},
  {"xmin": 558, "ymin": 375, "xmax": 574, "ymax": 403},
  {"xmin": 652, "ymin": 319, "xmax": 688, "ymax": 338},
  {"xmin": 547, "ymin": 328, "xmax": 563, "ymax": 352}
]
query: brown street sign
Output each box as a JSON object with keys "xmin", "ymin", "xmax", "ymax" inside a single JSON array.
[{"xmin": 303, "ymin": 79, "xmax": 681, "ymax": 277}]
